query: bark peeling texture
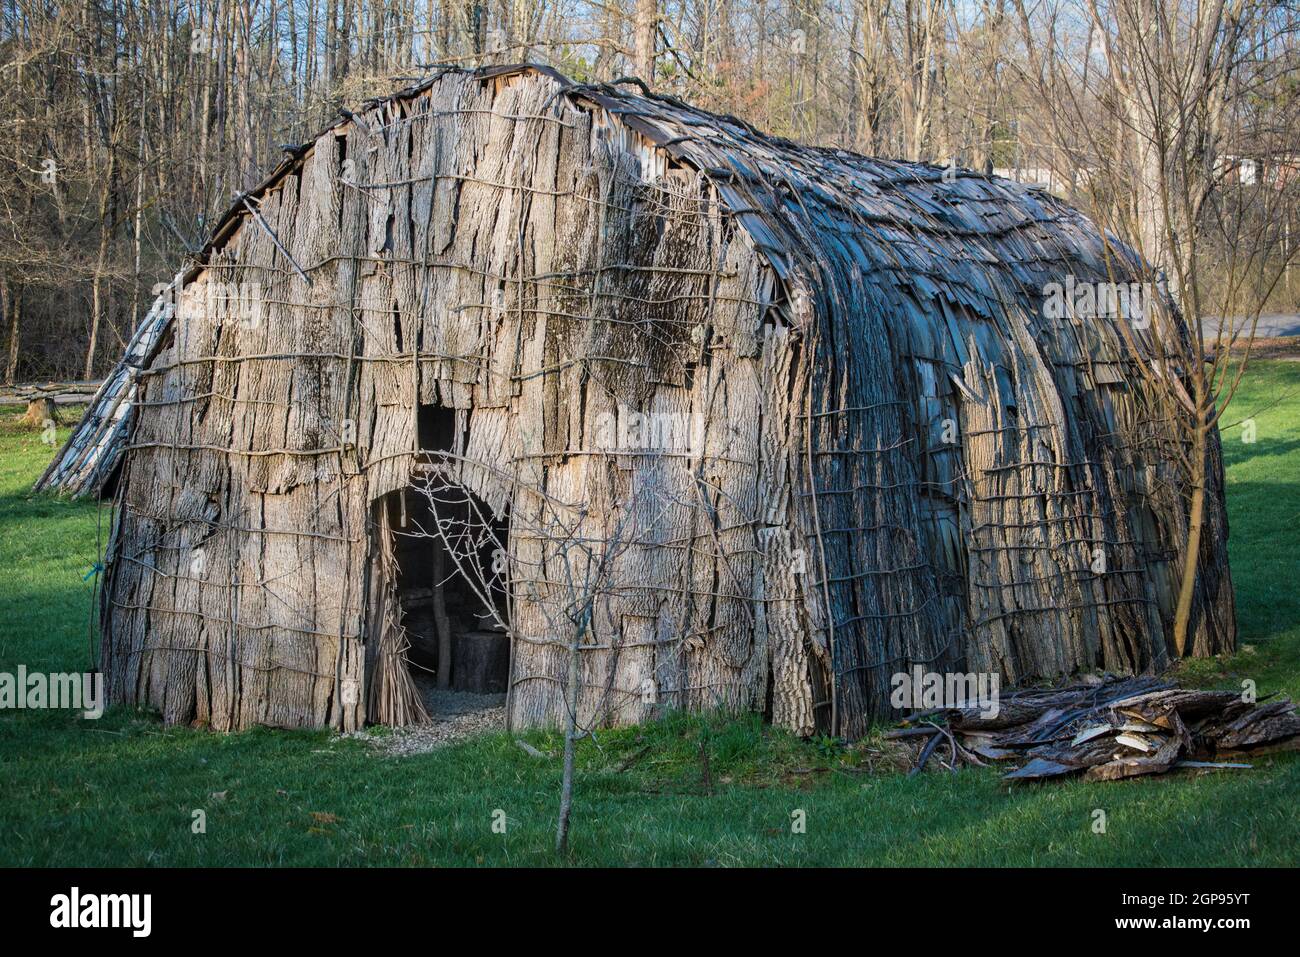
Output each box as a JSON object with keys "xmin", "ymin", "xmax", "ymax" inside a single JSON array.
[{"xmin": 91, "ymin": 65, "xmax": 1234, "ymax": 737}]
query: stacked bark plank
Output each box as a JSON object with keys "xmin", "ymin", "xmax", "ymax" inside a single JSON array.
[{"xmin": 895, "ymin": 676, "xmax": 1300, "ymax": 781}]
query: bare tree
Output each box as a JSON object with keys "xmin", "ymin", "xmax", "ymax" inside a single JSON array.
[
  {"xmin": 409, "ymin": 447, "xmax": 669, "ymax": 856},
  {"xmin": 633, "ymin": 0, "xmax": 657, "ymax": 83},
  {"xmin": 1013, "ymin": 0, "xmax": 1300, "ymax": 654}
]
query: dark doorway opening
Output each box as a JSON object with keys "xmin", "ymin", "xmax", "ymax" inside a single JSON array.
[
  {"xmin": 380, "ymin": 405, "xmax": 511, "ymax": 701},
  {"xmin": 383, "ymin": 489, "xmax": 510, "ymax": 693}
]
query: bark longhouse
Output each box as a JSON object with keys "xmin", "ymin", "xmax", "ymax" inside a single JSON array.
[{"xmin": 43, "ymin": 65, "xmax": 1236, "ymax": 736}]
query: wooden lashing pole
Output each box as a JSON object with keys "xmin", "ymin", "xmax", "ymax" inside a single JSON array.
[
  {"xmin": 804, "ymin": 324, "xmax": 837, "ymax": 737},
  {"xmin": 433, "ymin": 542, "xmax": 452, "ymax": 689}
]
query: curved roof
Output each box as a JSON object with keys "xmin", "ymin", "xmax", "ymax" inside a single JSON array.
[
  {"xmin": 204, "ymin": 63, "xmax": 1144, "ymax": 335},
  {"xmin": 45, "ymin": 63, "xmax": 1149, "ymax": 493},
  {"xmin": 194, "ymin": 63, "xmax": 1153, "ymax": 403}
]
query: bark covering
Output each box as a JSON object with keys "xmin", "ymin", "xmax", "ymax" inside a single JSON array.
[{"xmin": 86, "ymin": 65, "xmax": 1233, "ymax": 736}]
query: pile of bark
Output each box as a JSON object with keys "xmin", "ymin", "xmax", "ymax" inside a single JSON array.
[{"xmin": 891, "ymin": 676, "xmax": 1300, "ymax": 782}]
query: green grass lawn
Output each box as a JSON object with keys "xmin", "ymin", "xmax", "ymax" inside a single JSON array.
[{"xmin": 1, "ymin": 367, "xmax": 1298, "ymax": 868}]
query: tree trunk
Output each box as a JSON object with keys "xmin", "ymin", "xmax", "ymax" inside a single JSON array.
[
  {"xmin": 326, "ymin": 0, "xmax": 338, "ymax": 88},
  {"xmin": 3, "ymin": 279, "xmax": 17, "ymax": 385},
  {"xmin": 22, "ymin": 397, "xmax": 58, "ymax": 429},
  {"xmin": 1172, "ymin": 423, "xmax": 1208, "ymax": 656},
  {"xmin": 339, "ymin": 0, "xmax": 352, "ymax": 80},
  {"xmin": 129, "ymin": 90, "xmax": 146, "ymax": 330},
  {"xmin": 85, "ymin": 138, "xmax": 116, "ymax": 380},
  {"xmin": 86, "ymin": 260, "xmax": 106, "ymax": 380},
  {"xmin": 633, "ymin": 0, "xmax": 656, "ymax": 85},
  {"xmin": 555, "ymin": 615, "xmax": 584, "ymax": 855},
  {"xmin": 433, "ymin": 545, "xmax": 453, "ymax": 689},
  {"xmin": 236, "ymin": 0, "xmax": 254, "ymax": 189}
]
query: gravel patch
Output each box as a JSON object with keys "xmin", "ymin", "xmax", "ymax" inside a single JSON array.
[{"xmin": 345, "ymin": 684, "xmax": 506, "ymax": 756}]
